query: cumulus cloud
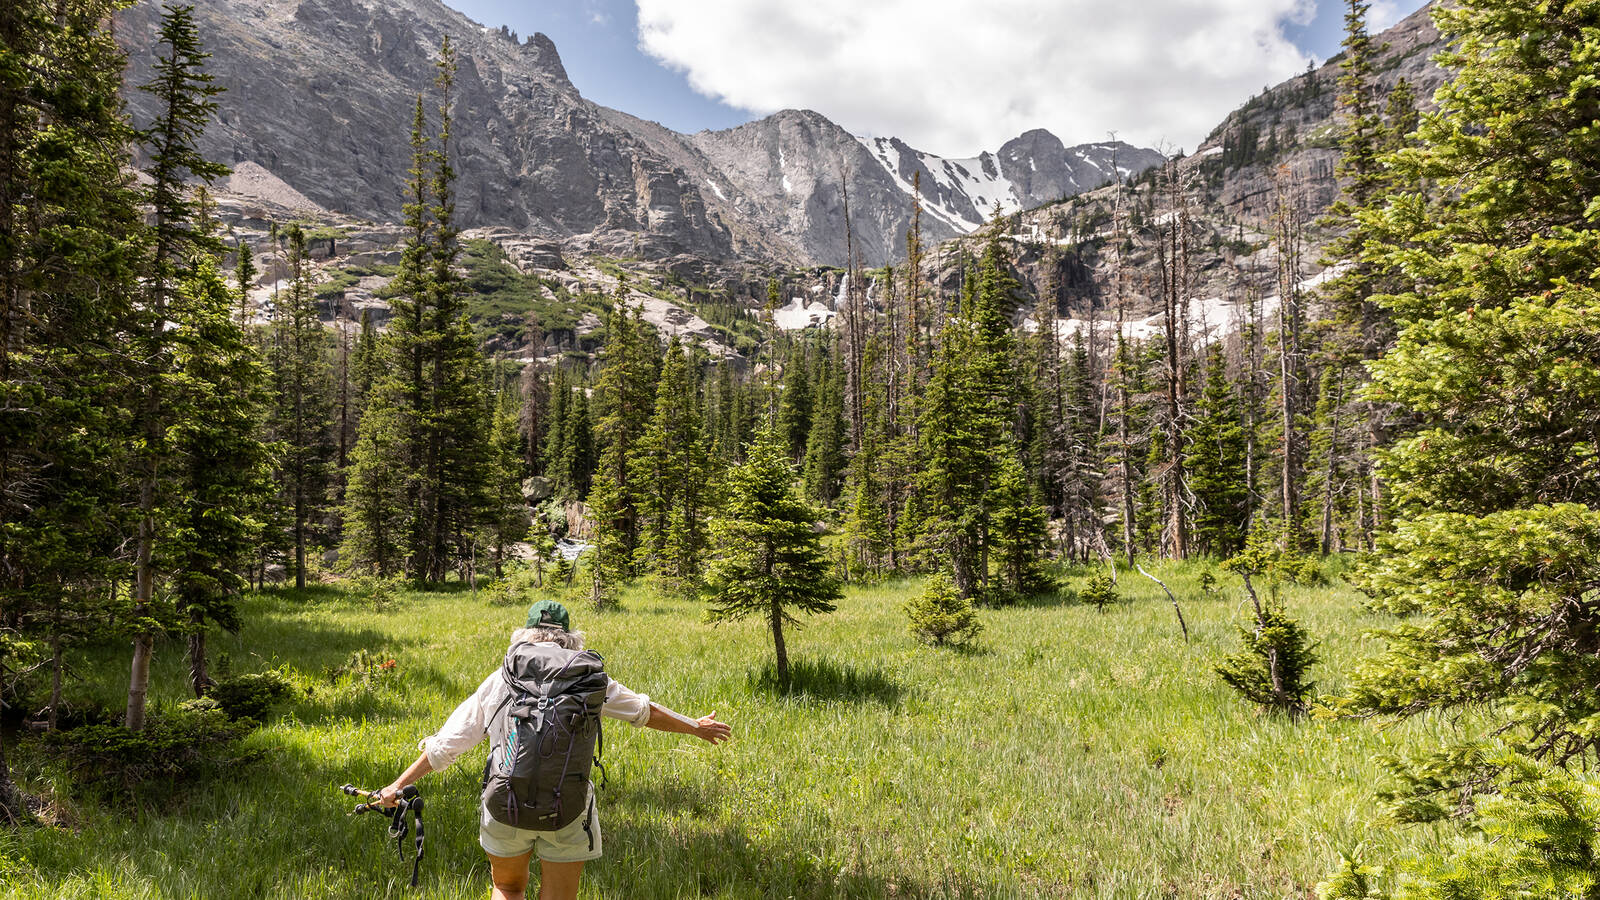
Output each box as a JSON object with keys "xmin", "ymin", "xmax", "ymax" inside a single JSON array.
[
  {"xmin": 1368, "ymin": 0, "xmax": 1404, "ymax": 31},
  {"xmin": 634, "ymin": 0, "xmax": 1318, "ymax": 155}
]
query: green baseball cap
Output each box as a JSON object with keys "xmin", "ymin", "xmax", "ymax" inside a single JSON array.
[{"xmin": 526, "ymin": 599, "xmax": 571, "ymax": 632}]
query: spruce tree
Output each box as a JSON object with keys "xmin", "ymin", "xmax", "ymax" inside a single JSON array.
[
  {"xmin": 485, "ymin": 385, "xmax": 530, "ymax": 579},
  {"xmin": 988, "ymin": 455, "xmax": 1053, "ymax": 599},
  {"xmin": 1337, "ymin": 0, "xmax": 1600, "ymax": 811},
  {"xmin": 342, "ymin": 39, "xmax": 490, "ymax": 581},
  {"xmin": 587, "ymin": 295, "xmax": 658, "ymax": 598},
  {"xmin": 632, "ymin": 338, "xmax": 711, "ymax": 593},
  {"xmin": 916, "ymin": 230, "xmax": 1026, "ymax": 599},
  {"xmin": 166, "ymin": 258, "xmax": 272, "ymax": 695},
  {"xmin": 0, "ymin": 0, "xmax": 142, "ymax": 812},
  {"xmin": 918, "ymin": 311, "xmax": 989, "ymax": 595},
  {"xmin": 704, "ymin": 430, "xmax": 841, "ymax": 689},
  {"xmin": 776, "ymin": 340, "xmax": 812, "ymax": 461},
  {"xmin": 1057, "ymin": 335, "xmax": 1105, "ymax": 562},
  {"xmin": 266, "ymin": 225, "xmax": 335, "ymax": 590},
  {"xmin": 1188, "ymin": 343, "xmax": 1249, "ymax": 558},
  {"xmin": 802, "ymin": 346, "xmax": 846, "ymax": 506},
  {"xmin": 1315, "ymin": 0, "xmax": 1403, "ymax": 551},
  {"xmin": 417, "ymin": 37, "xmax": 492, "ymax": 581},
  {"xmin": 127, "ymin": 2, "xmax": 229, "ymax": 732},
  {"xmin": 233, "ymin": 239, "xmax": 256, "ymax": 327}
]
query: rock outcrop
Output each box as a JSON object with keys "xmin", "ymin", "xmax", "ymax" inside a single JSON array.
[{"xmin": 118, "ymin": 0, "xmax": 1164, "ymax": 267}]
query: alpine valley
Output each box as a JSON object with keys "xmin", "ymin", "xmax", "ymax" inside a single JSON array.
[{"xmin": 115, "ymin": 0, "xmax": 1446, "ymax": 365}]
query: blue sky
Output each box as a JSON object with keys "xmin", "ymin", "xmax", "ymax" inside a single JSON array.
[{"xmin": 447, "ymin": 0, "xmax": 1429, "ymax": 154}]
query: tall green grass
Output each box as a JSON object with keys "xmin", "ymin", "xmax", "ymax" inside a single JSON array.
[{"xmin": 3, "ymin": 562, "xmax": 1446, "ymax": 898}]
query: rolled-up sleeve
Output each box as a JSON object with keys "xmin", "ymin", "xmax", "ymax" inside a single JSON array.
[
  {"xmin": 602, "ymin": 679, "xmax": 651, "ymax": 727},
  {"xmin": 420, "ymin": 670, "xmax": 498, "ymax": 771}
]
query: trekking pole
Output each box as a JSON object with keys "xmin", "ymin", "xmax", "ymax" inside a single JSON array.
[{"xmin": 339, "ymin": 784, "xmax": 425, "ymax": 888}]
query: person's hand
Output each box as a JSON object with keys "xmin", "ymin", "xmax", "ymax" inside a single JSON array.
[
  {"xmin": 695, "ymin": 711, "xmax": 731, "ymax": 745},
  {"xmin": 377, "ymin": 783, "xmax": 405, "ymax": 807}
]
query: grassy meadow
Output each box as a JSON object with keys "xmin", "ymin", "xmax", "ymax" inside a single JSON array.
[{"xmin": 1, "ymin": 562, "xmax": 1450, "ymax": 899}]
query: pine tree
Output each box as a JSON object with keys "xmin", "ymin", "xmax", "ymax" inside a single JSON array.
[
  {"xmin": 560, "ymin": 386, "xmax": 594, "ymax": 499},
  {"xmin": 918, "ymin": 311, "xmax": 990, "ymax": 596},
  {"xmin": 166, "ymin": 258, "xmax": 273, "ymax": 696},
  {"xmin": 266, "ymin": 225, "xmax": 335, "ymax": 590},
  {"xmin": 1336, "ymin": 0, "xmax": 1600, "ymax": 809},
  {"xmin": 233, "ymin": 239, "xmax": 256, "ymax": 327},
  {"xmin": 988, "ymin": 455, "xmax": 1053, "ymax": 599},
  {"xmin": 904, "ymin": 573, "xmax": 982, "ymax": 646},
  {"xmin": 704, "ymin": 431, "xmax": 841, "ymax": 689},
  {"xmin": 587, "ymin": 295, "xmax": 658, "ymax": 597},
  {"xmin": 0, "ymin": 0, "xmax": 143, "ymax": 813},
  {"xmin": 342, "ymin": 39, "xmax": 491, "ymax": 581},
  {"xmin": 1188, "ymin": 343, "xmax": 1249, "ymax": 558},
  {"xmin": 485, "ymin": 385, "xmax": 530, "ymax": 579},
  {"xmin": 1314, "ymin": 0, "xmax": 1402, "ymax": 552},
  {"xmin": 633, "ymin": 338, "xmax": 711, "ymax": 593},
  {"xmin": 1104, "ymin": 333, "xmax": 1151, "ymax": 566},
  {"xmin": 517, "ymin": 362, "xmax": 550, "ymax": 475},
  {"xmin": 417, "ymin": 37, "xmax": 493, "ymax": 582},
  {"xmin": 776, "ymin": 339, "xmax": 813, "ymax": 462},
  {"xmin": 1056, "ymin": 334, "xmax": 1105, "ymax": 562},
  {"xmin": 916, "ymin": 230, "xmax": 1026, "ymax": 599},
  {"xmin": 127, "ymin": 2, "xmax": 230, "ymax": 732},
  {"xmin": 802, "ymin": 346, "xmax": 846, "ymax": 505}
]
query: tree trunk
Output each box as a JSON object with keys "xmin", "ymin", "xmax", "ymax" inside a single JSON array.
[
  {"xmin": 127, "ymin": 476, "xmax": 156, "ymax": 731},
  {"xmin": 187, "ymin": 606, "xmax": 211, "ymax": 698},
  {"xmin": 295, "ymin": 514, "xmax": 306, "ymax": 591},
  {"xmin": 770, "ymin": 600, "xmax": 789, "ymax": 690},
  {"xmin": 48, "ymin": 634, "xmax": 62, "ymax": 732},
  {"xmin": 1319, "ymin": 370, "xmax": 1345, "ymax": 555},
  {"xmin": 126, "ymin": 631, "xmax": 153, "ymax": 732}
]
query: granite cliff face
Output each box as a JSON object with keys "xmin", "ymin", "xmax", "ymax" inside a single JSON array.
[
  {"xmin": 924, "ymin": 3, "xmax": 1451, "ymax": 332},
  {"xmin": 118, "ymin": 0, "xmax": 1164, "ymax": 266},
  {"xmin": 120, "ymin": 0, "xmax": 734, "ymax": 258}
]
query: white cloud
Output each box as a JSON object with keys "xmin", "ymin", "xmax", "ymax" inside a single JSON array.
[
  {"xmin": 1368, "ymin": 0, "xmax": 1404, "ymax": 31},
  {"xmin": 583, "ymin": 0, "xmax": 612, "ymax": 27},
  {"xmin": 634, "ymin": 0, "xmax": 1317, "ymax": 155}
]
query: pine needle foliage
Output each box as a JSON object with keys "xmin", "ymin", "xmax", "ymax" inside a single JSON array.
[
  {"xmin": 1218, "ymin": 533, "xmax": 1319, "ymax": 715},
  {"xmin": 703, "ymin": 430, "xmax": 841, "ymax": 689},
  {"xmin": 1320, "ymin": 754, "xmax": 1600, "ymax": 900},
  {"xmin": 1335, "ymin": 0, "xmax": 1600, "ymax": 801},
  {"xmin": 904, "ymin": 573, "xmax": 982, "ymax": 647}
]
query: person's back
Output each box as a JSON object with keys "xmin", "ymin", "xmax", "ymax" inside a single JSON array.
[{"xmin": 379, "ymin": 600, "xmax": 731, "ymax": 900}]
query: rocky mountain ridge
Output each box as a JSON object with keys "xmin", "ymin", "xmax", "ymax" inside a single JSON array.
[
  {"xmin": 118, "ymin": 0, "xmax": 1164, "ymax": 267},
  {"xmin": 918, "ymin": 2, "xmax": 1449, "ymax": 336}
]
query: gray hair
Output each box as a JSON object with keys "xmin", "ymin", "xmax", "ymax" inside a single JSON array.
[{"xmin": 511, "ymin": 625, "xmax": 585, "ymax": 651}]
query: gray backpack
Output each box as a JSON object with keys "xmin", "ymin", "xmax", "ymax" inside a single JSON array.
[{"xmin": 482, "ymin": 642, "xmax": 609, "ymax": 831}]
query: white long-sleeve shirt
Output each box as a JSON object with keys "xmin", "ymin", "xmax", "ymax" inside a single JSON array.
[{"xmin": 420, "ymin": 644, "xmax": 651, "ymax": 772}]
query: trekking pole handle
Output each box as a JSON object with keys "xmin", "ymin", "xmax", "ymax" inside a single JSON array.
[{"xmin": 339, "ymin": 783, "xmax": 419, "ymax": 813}]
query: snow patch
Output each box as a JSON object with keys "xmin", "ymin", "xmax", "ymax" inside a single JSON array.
[
  {"xmin": 705, "ymin": 179, "xmax": 728, "ymax": 202},
  {"xmin": 1046, "ymin": 266, "xmax": 1343, "ymax": 342},
  {"xmin": 773, "ymin": 295, "xmax": 836, "ymax": 331},
  {"xmin": 853, "ymin": 135, "xmax": 973, "ymax": 234}
]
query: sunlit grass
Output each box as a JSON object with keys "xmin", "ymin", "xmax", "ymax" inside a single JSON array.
[{"xmin": 3, "ymin": 561, "xmax": 1447, "ymax": 898}]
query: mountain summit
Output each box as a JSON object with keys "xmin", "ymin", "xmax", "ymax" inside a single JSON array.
[{"xmin": 117, "ymin": 0, "xmax": 1163, "ymax": 266}]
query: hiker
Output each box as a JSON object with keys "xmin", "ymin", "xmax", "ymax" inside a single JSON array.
[{"xmin": 378, "ymin": 600, "xmax": 731, "ymax": 900}]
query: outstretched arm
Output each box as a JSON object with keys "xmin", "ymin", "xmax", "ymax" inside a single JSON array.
[
  {"xmin": 378, "ymin": 752, "xmax": 434, "ymax": 806},
  {"xmin": 644, "ymin": 704, "xmax": 731, "ymax": 744}
]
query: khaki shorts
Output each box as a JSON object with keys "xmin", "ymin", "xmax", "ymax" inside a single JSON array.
[{"xmin": 479, "ymin": 788, "xmax": 601, "ymax": 862}]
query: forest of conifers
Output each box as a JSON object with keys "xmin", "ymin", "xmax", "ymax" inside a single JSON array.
[{"xmin": 5, "ymin": 0, "xmax": 1600, "ymax": 894}]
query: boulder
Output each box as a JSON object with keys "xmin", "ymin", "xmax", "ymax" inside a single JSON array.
[{"xmin": 521, "ymin": 476, "xmax": 553, "ymax": 503}]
